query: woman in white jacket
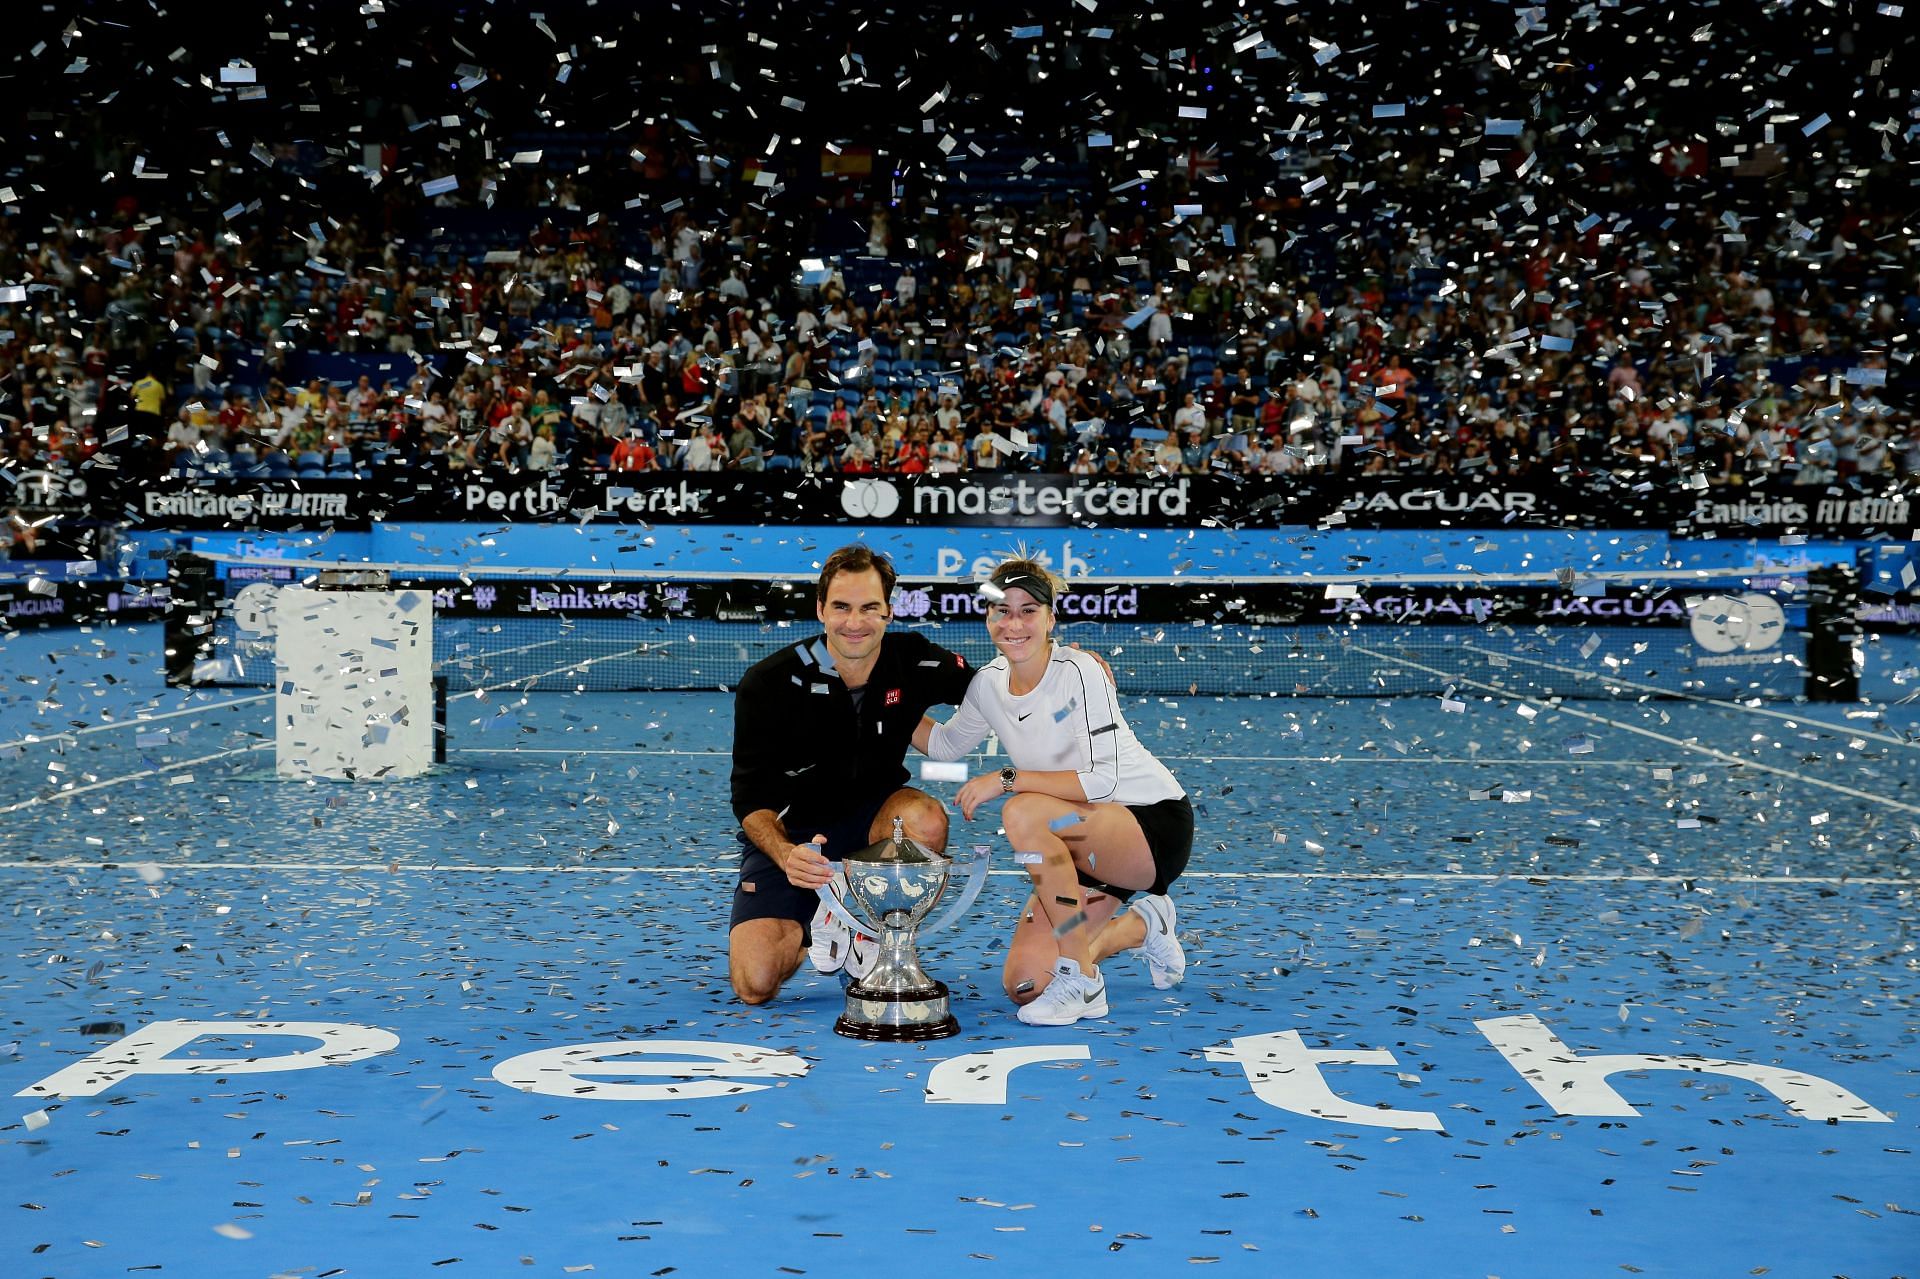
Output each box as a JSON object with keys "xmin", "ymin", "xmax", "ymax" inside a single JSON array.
[{"xmin": 915, "ymin": 559, "xmax": 1192, "ymax": 1026}]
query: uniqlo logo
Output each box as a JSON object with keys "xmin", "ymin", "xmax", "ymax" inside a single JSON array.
[{"xmin": 884, "ymin": 688, "xmax": 901, "ymax": 706}]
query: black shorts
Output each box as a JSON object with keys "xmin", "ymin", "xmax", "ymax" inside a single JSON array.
[
  {"xmin": 1078, "ymin": 794, "xmax": 1194, "ymax": 902},
  {"xmin": 728, "ymin": 793, "xmax": 888, "ymax": 936}
]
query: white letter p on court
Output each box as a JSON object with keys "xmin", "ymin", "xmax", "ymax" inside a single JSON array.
[{"xmin": 16, "ymin": 1020, "xmax": 400, "ymax": 1099}]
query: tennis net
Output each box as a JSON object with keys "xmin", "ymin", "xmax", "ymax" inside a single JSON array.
[{"xmin": 163, "ymin": 552, "xmax": 1849, "ymax": 701}]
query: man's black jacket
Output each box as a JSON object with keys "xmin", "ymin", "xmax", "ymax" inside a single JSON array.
[{"xmin": 730, "ymin": 630, "xmax": 975, "ymax": 840}]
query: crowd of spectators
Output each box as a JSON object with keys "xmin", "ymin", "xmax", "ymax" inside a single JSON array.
[
  {"xmin": 13, "ymin": 203, "xmax": 1920, "ymax": 500},
  {"xmin": 3, "ymin": 0, "xmax": 1914, "ymax": 523},
  {"xmin": 3, "ymin": 181, "xmax": 1917, "ymax": 497}
]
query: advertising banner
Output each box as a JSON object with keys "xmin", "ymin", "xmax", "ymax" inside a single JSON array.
[
  {"xmin": 429, "ymin": 472, "xmax": 1609, "ymax": 531},
  {"xmin": 209, "ymin": 561, "xmax": 1798, "ymax": 632},
  {"xmin": 129, "ymin": 481, "xmax": 378, "ymax": 530},
  {"xmin": 90, "ymin": 470, "xmax": 1918, "ymax": 541},
  {"xmin": 1674, "ymin": 483, "xmax": 1915, "ymax": 540},
  {"xmin": 2, "ymin": 467, "xmax": 94, "ymax": 515},
  {"xmin": 0, "ymin": 579, "xmax": 170, "ymax": 629}
]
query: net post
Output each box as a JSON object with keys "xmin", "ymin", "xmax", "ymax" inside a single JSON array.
[
  {"xmin": 1804, "ymin": 561, "xmax": 1861, "ymax": 703},
  {"xmin": 163, "ymin": 551, "xmax": 218, "ymax": 687},
  {"xmin": 433, "ymin": 676, "xmax": 448, "ymax": 764}
]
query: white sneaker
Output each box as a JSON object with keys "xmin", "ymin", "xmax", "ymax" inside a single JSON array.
[
  {"xmin": 807, "ymin": 902, "xmax": 874, "ymax": 979},
  {"xmin": 843, "ymin": 931, "xmax": 874, "ymax": 980},
  {"xmin": 1131, "ymin": 894, "xmax": 1186, "ymax": 989},
  {"xmin": 1017, "ymin": 959, "xmax": 1109, "ymax": 1026}
]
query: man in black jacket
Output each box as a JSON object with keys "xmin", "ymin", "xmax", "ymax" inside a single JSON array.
[{"xmin": 728, "ymin": 544, "xmax": 975, "ymax": 1005}]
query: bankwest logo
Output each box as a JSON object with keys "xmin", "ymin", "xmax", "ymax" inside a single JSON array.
[{"xmin": 525, "ymin": 585, "xmax": 691, "ymax": 613}]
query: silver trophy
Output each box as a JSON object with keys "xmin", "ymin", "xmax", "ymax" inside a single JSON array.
[{"xmin": 820, "ymin": 817, "xmax": 961, "ymax": 1041}]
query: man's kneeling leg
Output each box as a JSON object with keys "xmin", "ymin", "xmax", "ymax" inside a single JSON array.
[{"xmin": 729, "ymin": 917, "xmax": 805, "ymax": 1005}]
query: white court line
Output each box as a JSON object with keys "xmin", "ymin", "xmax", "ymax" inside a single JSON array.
[
  {"xmin": 439, "ymin": 633, "xmax": 576, "ymax": 674},
  {"xmin": 1454, "ymin": 640, "xmax": 1920, "ymax": 750},
  {"xmin": 0, "ymin": 743, "xmax": 274, "ymax": 815},
  {"xmin": 444, "ymin": 636, "xmax": 683, "ymax": 701},
  {"xmin": 0, "ymin": 692, "xmax": 272, "ymax": 753},
  {"xmin": 0, "ymin": 861, "xmax": 1905, "ymax": 885},
  {"xmin": 0, "ymin": 631, "xmax": 633, "ymax": 758},
  {"xmin": 1349, "ymin": 644, "xmax": 1920, "ymax": 816},
  {"xmin": 446, "ymin": 747, "xmax": 1737, "ymax": 768}
]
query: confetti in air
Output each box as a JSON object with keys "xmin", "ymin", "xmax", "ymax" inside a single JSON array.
[{"xmin": 0, "ymin": 2, "xmax": 1914, "ymax": 1277}]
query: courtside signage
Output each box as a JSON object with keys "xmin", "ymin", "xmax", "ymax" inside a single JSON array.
[
  {"xmin": 204, "ymin": 575, "xmax": 1800, "ymax": 631},
  {"xmin": 93, "ymin": 473, "xmax": 1919, "ymax": 538}
]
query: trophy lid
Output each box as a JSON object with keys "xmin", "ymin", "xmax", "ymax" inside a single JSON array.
[{"xmin": 843, "ymin": 814, "xmax": 943, "ymax": 866}]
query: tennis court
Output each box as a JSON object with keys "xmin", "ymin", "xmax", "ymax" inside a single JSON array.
[{"xmin": 3, "ymin": 613, "xmax": 1916, "ymax": 1279}]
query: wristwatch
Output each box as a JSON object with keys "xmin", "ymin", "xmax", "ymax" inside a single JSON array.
[{"xmin": 999, "ymin": 766, "xmax": 1018, "ymax": 794}]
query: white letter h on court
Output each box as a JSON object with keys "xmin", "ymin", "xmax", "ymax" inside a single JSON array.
[{"xmin": 1476, "ymin": 1015, "xmax": 1891, "ymax": 1123}]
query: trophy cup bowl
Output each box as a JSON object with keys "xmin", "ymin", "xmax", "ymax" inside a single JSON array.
[{"xmin": 826, "ymin": 818, "xmax": 961, "ymax": 1041}]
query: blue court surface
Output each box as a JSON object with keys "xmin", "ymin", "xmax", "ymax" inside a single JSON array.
[{"xmin": 2, "ymin": 623, "xmax": 1916, "ymax": 1278}]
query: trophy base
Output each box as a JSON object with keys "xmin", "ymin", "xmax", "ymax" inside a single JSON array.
[{"xmin": 833, "ymin": 980, "xmax": 961, "ymax": 1042}]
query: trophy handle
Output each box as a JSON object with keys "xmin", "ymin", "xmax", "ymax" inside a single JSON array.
[
  {"xmin": 815, "ymin": 871, "xmax": 862, "ymax": 932},
  {"xmin": 918, "ymin": 846, "xmax": 991, "ymax": 939}
]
